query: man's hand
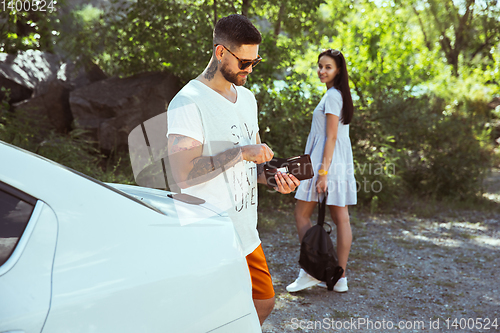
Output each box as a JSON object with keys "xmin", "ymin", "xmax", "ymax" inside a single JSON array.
[
  {"xmin": 273, "ymin": 172, "xmax": 300, "ymax": 194},
  {"xmin": 241, "ymin": 144, "xmax": 274, "ymax": 164}
]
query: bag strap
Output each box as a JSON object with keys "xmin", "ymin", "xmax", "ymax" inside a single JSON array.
[
  {"xmin": 317, "ymin": 195, "xmax": 333, "ymax": 234},
  {"xmin": 317, "ymin": 195, "xmax": 326, "ymax": 227},
  {"xmin": 326, "ymin": 266, "xmax": 344, "ymax": 291}
]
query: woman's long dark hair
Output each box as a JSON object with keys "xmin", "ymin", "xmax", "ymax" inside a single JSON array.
[{"xmin": 318, "ymin": 49, "xmax": 354, "ymax": 124}]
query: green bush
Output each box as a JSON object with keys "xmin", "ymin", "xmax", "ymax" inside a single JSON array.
[
  {"xmin": 3, "ymin": 0, "xmax": 497, "ymax": 209},
  {"xmin": 0, "ymin": 90, "xmax": 134, "ymax": 184},
  {"xmin": 355, "ymin": 92, "xmax": 495, "ymax": 201},
  {"xmin": 397, "ymin": 96, "xmax": 493, "ymax": 198},
  {"xmin": 256, "ymin": 75, "xmax": 320, "ymax": 158}
]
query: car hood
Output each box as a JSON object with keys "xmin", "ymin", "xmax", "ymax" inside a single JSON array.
[{"xmin": 107, "ymin": 183, "xmax": 229, "ymax": 222}]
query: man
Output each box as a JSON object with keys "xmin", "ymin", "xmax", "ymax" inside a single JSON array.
[{"xmin": 166, "ymin": 14, "xmax": 300, "ymax": 325}]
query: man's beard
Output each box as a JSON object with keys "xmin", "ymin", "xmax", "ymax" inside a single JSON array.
[{"xmin": 220, "ymin": 62, "xmax": 247, "ymax": 86}]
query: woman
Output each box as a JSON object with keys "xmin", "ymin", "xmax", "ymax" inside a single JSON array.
[{"xmin": 286, "ymin": 49, "xmax": 356, "ymax": 293}]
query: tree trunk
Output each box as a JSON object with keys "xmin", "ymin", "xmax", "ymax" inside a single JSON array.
[
  {"xmin": 213, "ymin": 0, "xmax": 217, "ymax": 27},
  {"xmin": 274, "ymin": 2, "xmax": 286, "ymax": 36},
  {"xmin": 412, "ymin": 6, "xmax": 432, "ymax": 51},
  {"xmin": 242, "ymin": 0, "xmax": 250, "ymax": 17}
]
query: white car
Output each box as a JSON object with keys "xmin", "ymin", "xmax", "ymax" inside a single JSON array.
[{"xmin": 0, "ymin": 140, "xmax": 261, "ymax": 333}]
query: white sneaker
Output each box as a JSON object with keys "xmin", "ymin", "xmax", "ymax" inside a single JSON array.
[
  {"xmin": 286, "ymin": 268, "xmax": 320, "ymax": 292},
  {"xmin": 317, "ymin": 277, "xmax": 348, "ymax": 292},
  {"xmin": 334, "ymin": 277, "xmax": 348, "ymax": 292}
]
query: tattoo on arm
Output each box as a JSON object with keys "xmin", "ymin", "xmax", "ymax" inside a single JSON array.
[
  {"xmin": 204, "ymin": 60, "xmax": 218, "ymax": 80},
  {"xmin": 170, "ymin": 135, "xmax": 200, "ymax": 153},
  {"xmin": 169, "ymin": 134, "xmax": 242, "ymax": 186},
  {"xmin": 188, "ymin": 148, "xmax": 241, "ymax": 180}
]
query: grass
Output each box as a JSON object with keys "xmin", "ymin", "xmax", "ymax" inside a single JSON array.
[
  {"xmin": 358, "ymin": 289, "xmax": 369, "ymax": 296},
  {"xmin": 257, "ymin": 205, "xmax": 296, "ymax": 232},
  {"xmin": 441, "ymin": 292, "xmax": 457, "ymax": 301},
  {"xmin": 457, "ymin": 231, "xmax": 478, "ymax": 239},
  {"xmin": 268, "ymin": 261, "xmax": 287, "ymax": 272},
  {"xmin": 453, "ymin": 256, "xmax": 473, "ymax": 264},
  {"xmin": 436, "ymin": 280, "xmax": 456, "ymax": 288},
  {"xmin": 372, "ymin": 240, "xmax": 385, "ymax": 257},
  {"xmin": 278, "ymin": 292, "xmax": 301, "ymax": 302},
  {"xmin": 346, "ymin": 260, "xmax": 363, "ymax": 271},
  {"xmin": 407, "ymin": 195, "xmax": 500, "ymax": 217},
  {"xmin": 349, "ymin": 207, "xmax": 363, "ymax": 228},
  {"xmin": 394, "ymin": 238, "xmax": 417, "ymax": 249},
  {"xmin": 330, "ymin": 309, "xmax": 351, "ymax": 319},
  {"xmin": 409, "ymin": 275, "xmax": 422, "ymax": 282}
]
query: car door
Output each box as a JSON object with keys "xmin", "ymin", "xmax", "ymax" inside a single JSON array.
[
  {"xmin": 0, "ymin": 182, "xmax": 58, "ymax": 333},
  {"xmin": 41, "ymin": 184, "xmax": 259, "ymax": 333}
]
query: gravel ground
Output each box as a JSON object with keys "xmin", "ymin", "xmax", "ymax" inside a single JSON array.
[{"xmin": 257, "ymin": 202, "xmax": 500, "ymax": 333}]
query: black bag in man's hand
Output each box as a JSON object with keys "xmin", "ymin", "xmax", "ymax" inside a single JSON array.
[{"xmin": 299, "ymin": 196, "xmax": 344, "ymax": 291}]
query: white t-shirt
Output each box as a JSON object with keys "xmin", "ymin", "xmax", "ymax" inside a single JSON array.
[{"xmin": 167, "ymin": 80, "xmax": 260, "ymax": 256}]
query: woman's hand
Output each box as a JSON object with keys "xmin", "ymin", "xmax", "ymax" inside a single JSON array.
[{"xmin": 316, "ymin": 174, "xmax": 328, "ymax": 194}]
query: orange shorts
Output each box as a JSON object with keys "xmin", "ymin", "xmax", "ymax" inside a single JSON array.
[{"xmin": 246, "ymin": 244, "xmax": 275, "ymax": 299}]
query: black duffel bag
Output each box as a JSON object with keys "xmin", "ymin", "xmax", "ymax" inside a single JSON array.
[{"xmin": 299, "ymin": 196, "xmax": 344, "ymax": 290}]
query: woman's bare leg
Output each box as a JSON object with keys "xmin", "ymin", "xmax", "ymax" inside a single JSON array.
[
  {"xmin": 328, "ymin": 205, "xmax": 352, "ymax": 278},
  {"xmin": 294, "ymin": 200, "xmax": 318, "ymax": 242}
]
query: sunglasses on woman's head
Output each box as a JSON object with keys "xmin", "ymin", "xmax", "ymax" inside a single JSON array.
[
  {"xmin": 215, "ymin": 44, "xmax": 262, "ymax": 70},
  {"xmin": 326, "ymin": 49, "xmax": 341, "ymax": 56}
]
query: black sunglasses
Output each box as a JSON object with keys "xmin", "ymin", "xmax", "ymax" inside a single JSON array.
[
  {"xmin": 326, "ymin": 49, "xmax": 341, "ymax": 56},
  {"xmin": 215, "ymin": 44, "xmax": 262, "ymax": 70}
]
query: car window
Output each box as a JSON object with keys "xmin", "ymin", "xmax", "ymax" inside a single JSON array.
[{"xmin": 0, "ymin": 182, "xmax": 36, "ymax": 267}]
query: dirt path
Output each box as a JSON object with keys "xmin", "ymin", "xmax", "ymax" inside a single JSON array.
[{"xmin": 259, "ymin": 180, "xmax": 500, "ymax": 332}]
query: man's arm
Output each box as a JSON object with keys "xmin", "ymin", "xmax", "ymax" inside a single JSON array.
[
  {"xmin": 168, "ymin": 134, "xmax": 241, "ymax": 189},
  {"xmin": 168, "ymin": 134, "xmax": 274, "ymax": 189},
  {"xmin": 256, "ymin": 133, "xmax": 267, "ymax": 185}
]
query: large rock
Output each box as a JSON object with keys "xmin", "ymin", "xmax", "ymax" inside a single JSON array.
[
  {"xmin": 0, "ymin": 50, "xmax": 60, "ymax": 103},
  {"xmin": 56, "ymin": 60, "xmax": 108, "ymax": 92},
  {"xmin": 1, "ymin": 50, "xmax": 107, "ymax": 133},
  {"xmin": 0, "ymin": 76, "xmax": 32, "ymax": 104},
  {"xmin": 12, "ymin": 80, "xmax": 73, "ymax": 133},
  {"xmin": 69, "ymin": 71, "xmax": 181, "ymax": 152}
]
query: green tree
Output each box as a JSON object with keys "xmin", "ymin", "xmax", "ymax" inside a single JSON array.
[
  {"xmin": 2, "ymin": 0, "xmax": 499, "ymax": 203},
  {"xmin": 0, "ymin": 1, "xmax": 60, "ymax": 52},
  {"xmin": 294, "ymin": 0, "xmax": 498, "ymax": 202},
  {"xmin": 407, "ymin": 0, "xmax": 500, "ymax": 77}
]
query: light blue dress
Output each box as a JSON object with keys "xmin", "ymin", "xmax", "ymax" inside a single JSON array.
[{"xmin": 294, "ymin": 87, "xmax": 357, "ymax": 206}]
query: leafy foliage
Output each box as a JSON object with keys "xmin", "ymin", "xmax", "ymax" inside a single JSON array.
[
  {"xmin": 405, "ymin": 0, "xmax": 500, "ymax": 76},
  {"xmin": 0, "ymin": 88, "xmax": 133, "ymax": 184},
  {"xmin": 0, "ymin": 1, "xmax": 61, "ymax": 52},
  {"xmin": 2, "ymin": 0, "xmax": 500, "ymax": 204}
]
